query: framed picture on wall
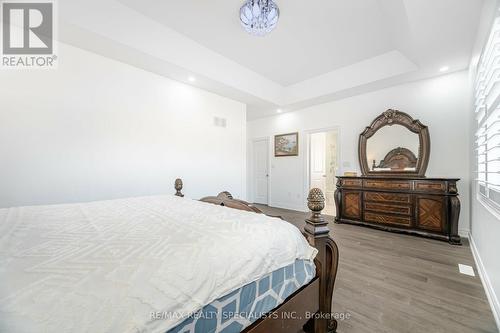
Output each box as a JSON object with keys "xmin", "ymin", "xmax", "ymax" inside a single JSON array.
[{"xmin": 275, "ymin": 132, "xmax": 299, "ymax": 157}]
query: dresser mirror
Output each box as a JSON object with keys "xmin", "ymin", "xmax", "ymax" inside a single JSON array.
[{"xmin": 359, "ymin": 109, "xmax": 430, "ymax": 177}]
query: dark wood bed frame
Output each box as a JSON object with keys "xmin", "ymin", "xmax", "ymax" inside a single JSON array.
[
  {"xmin": 372, "ymin": 147, "xmax": 418, "ymax": 171},
  {"xmin": 174, "ymin": 178, "xmax": 340, "ymax": 333}
]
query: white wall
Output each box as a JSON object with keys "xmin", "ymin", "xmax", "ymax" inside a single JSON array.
[
  {"xmin": 0, "ymin": 43, "xmax": 247, "ymax": 208},
  {"xmin": 468, "ymin": 0, "xmax": 500, "ymax": 328},
  {"xmin": 248, "ymin": 71, "xmax": 471, "ymax": 234}
]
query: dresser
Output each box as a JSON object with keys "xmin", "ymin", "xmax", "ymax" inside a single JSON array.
[{"xmin": 334, "ymin": 176, "xmax": 461, "ymax": 245}]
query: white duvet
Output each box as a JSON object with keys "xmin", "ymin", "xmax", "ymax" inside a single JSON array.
[{"xmin": 0, "ymin": 195, "xmax": 317, "ymax": 333}]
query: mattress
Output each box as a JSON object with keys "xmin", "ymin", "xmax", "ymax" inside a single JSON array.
[
  {"xmin": 167, "ymin": 260, "xmax": 316, "ymax": 333},
  {"xmin": 0, "ymin": 195, "xmax": 317, "ymax": 333}
]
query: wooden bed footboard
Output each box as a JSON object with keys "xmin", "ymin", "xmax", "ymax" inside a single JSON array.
[{"xmin": 174, "ymin": 179, "xmax": 340, "ymax": 333}]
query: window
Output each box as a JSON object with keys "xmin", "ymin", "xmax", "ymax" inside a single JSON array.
[{"xmin": 475, "ymin": 11, "xmax": 500, "ymax": 210}]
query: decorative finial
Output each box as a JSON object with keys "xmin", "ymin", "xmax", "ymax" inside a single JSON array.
[
  {"xmin": 307, "ymin": 188, "xmax": 325, "ymax": 218},
  {"xmin": 218, "ymin": 191, "xmax": 233, "ymax": 200},
  {"xmin": 304, "ymin": 188, "xmax": 329, "ymax": 240},
  {"xmin": 174, "ymin": 178, "xmax": 184, "ymax": 197}
]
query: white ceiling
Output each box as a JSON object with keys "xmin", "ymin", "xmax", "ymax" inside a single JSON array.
[
  {"xmin": 59, "ymin": 0, "xmax": 484, "ymax": 119},
  {"xmin": 117, "ymin": 0, "xmax": 394, "ymax": 86}
]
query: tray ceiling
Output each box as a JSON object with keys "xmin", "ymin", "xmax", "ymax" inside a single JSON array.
[{"xmin": 59, "ymin": 0, "xmax": 484, "ymax": 119}]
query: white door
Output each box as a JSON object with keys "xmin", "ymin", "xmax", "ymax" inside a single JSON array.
[
  {"xmin": 253, "ymin": 139, "xmax": 269, "ymax": 204},
  {"xmin": 310, "ymin": 133, "xmax": 327, "ymax": 193},
  {"xmin": 310, "ymin": 131, "xmax": 338, "ymax": 216}
]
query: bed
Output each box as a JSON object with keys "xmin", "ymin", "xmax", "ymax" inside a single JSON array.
[
  {"xmin": 0, "ymin": 180, "xmax": 339, "ymax": 333},
  {"xmin": 371, "ymin": 147, "xmax": 418, "ymax": 171}
]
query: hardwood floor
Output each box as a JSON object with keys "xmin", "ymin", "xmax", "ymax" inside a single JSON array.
[{"xmin": 254, "ymin": 204, "xmax": 498, "ymax": 333}]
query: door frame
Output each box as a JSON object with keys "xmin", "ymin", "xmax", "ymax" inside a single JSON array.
[
  {"xmin": 251, "ymin": 137, "xmax": 271, "ymax": 205},
  {"xmin": 303, "ymin": 126, "xmax": 342, "ymax": 211}
]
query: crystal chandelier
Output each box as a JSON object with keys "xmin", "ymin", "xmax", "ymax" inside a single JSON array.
[{"xmin": 240, "ymin": 0, "xmax": 280, "ymax": 36}]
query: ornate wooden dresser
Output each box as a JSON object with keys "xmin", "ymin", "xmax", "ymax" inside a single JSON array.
[
  {"xmin": 334, "ymin": 176, "xmax": 461, "ymax": 244},
  {"xmin": 335, "ymin": 109, "xmax": 461, "ymax": 245}
]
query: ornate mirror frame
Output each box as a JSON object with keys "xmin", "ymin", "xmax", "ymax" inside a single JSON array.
[{"xmin": 359, "ymin": 109, "xmax": 430, "ymax": 177}]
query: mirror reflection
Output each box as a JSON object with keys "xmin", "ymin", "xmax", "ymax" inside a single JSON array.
[{"xmin": 366, "ymin": 125, "xmax": 419, "ymax": 172}]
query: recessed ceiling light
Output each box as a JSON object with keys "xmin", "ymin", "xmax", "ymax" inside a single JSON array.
[
  {"xmin": 439, "ymin": 66, "xmax": 449, "ymax": 72},
  {"xmin": 277, "ymin": 109, "xmax": 283, "ymax": 114},
  {"xmin": 188, "ymin": 76, "xmax": 196, "ymax": 82}
]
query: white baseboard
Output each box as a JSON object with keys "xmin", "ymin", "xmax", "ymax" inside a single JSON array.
[
  {"xmin": 459, "ymin": 228, "xmax": 470, "ymax": 238},
  {"xmin": 269, "ymin": 201, "xmax": 306, "ymax": 212},
  {"xmin": 468, "ymin": 232, "xmax": 500, "ymax": 331}
]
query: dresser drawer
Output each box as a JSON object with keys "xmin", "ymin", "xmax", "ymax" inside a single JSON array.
[
  {"xmin": 414, "ymin": 181, "xmax": 446, "ymax": 193},
  {"xmin": 365, "ymin": 212, "xmax": 411, "ymax": 226},
  {"xmin": 364, "ymin": 202, "xmax": 411, "ymax": 216},
  {"xmin": 364, "ymin": 192, "xmax": 411, "ymax": 204},
  {"xmin": 363, "ymin": 179, "xmax": 411, "ymax": 191},
  {"xmin": 341, "ymin": 179, "xmax": 363, "ymax": 188}
]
